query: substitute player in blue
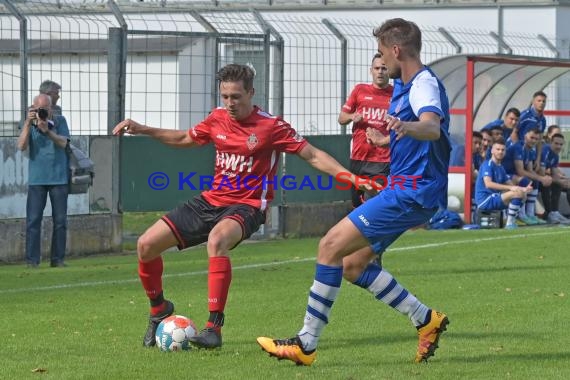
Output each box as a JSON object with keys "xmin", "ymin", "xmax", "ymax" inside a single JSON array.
[
  {"xmin": 258, "ymin": 18, "xmax": 451, "ymax": 365},
  {"xmin": 502, "ymin": 128, "xmax": 552, "ymax": 225},
  {"xmin": 475, "ymin": 138, "xmax": 532, "ymax": 229},
  {"xmin": 513, "ymin": 91, "xmax": 547, "ymax": 167}
]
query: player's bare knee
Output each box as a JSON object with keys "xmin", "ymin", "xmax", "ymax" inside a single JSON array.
[
  {"xmin": 318, "ymin": 234, "xmax": 342, "ymax": 261},
  {"xmin": 206, "ymin": 233, "xmax": 227, "ymax": 256},
  {"xmin": 137, "ymin": 234, "xmax": 158, "ymax": 262}
]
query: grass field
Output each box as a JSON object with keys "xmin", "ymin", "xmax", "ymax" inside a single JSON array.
[{"xmin": 2, "ymin": 226, "xmax": 569, "ymax": 380}]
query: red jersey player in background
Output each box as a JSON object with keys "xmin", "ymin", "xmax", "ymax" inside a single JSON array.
[
  {"xmin": 338, "ymin": 53, "xmax": 393, "ymax": 207},
  {"xmin": 113, "ymin": 64, "xmax": 369, "ymax": 350}
]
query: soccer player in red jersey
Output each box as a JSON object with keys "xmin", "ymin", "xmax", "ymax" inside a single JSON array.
[
  {"xmin": 338, "ymin": 54, "xmax": 393, "ymax": 208},
  {"xmin": 113, "ymin": 64, "xmax": 367, "ymax": 350}
]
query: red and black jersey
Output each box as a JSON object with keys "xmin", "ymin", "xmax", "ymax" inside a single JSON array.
[
  {"xmin": 189, "ymin": 106, "xmax": 307, "ymax": 210},
  {"xmin": 342, "ymin": 83, "xmax": 393, "ymax": 162}
]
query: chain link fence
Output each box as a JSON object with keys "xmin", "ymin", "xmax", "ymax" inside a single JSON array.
[{"xmin": 1, "ymin": 0, "xmax": 567, "ymax": 137}]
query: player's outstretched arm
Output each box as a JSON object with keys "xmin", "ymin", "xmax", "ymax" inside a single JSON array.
[
  {"xmin": 297, "ymin": 143, "xmax": 374, "ymax": 193},
  {"xmin": 113, "ymin": 118, "xmax": 197, "ymax": 148}
]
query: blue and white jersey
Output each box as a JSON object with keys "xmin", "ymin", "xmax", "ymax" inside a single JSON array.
[
  {"xmin": 517, "ymin": 107, "xmax": 546, "ymax": 141},
  {"xmin": 389, "ymin": 66, "xmax": 451, "ymax": 209},
  {"xmin": 541, "ymin": 144, "xmax": 559, "ymax": 170},
  {"xmin": 480, "ymin": 119, "xmax": 502, "ymax": 132},
  {"xmin": 481, "ymin": 119, "xmax": 512, "ymax": 141},
  {"xmin": 475, "ymin": 159, "xmax": 509, "ymax": 204},
  {"xmin": 502, "ymin": 141, "xmax": 537, "ymax": 175}
]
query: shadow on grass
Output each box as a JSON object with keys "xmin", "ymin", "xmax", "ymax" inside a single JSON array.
[
  {"xmin": 403, "ymin": 264, "xmax": 565, "ymax": 277},
  {"xmin": 446, "ymin": 350, "xmax": 570, "ymax": 363}
]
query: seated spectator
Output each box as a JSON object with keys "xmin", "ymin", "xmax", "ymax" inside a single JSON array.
[
  {"xmin": 540, "ymin": 133, "xmax": 570, "ymax": 224},
  {"xmin": 470, "ymin": 131, "xmax": 484, "ymax": 222},
  {"xmin": 543, "ymin": 124, "xmax": 561, "ymax": 144},
  {"xmin": 502, "ymin": 128, "xmax": 552, "ymax": 225},
  {"xmin": 475, "ymin": 138, "xmax": 532, "ymax": 229},
  {"xmin": 481, "ymin": 107, "xmax": 520, "ymax": 143},
  {"xmin": 512, "ymin": 91, "xmax": 548, "ymax": 169},
  {"xmin": 481, "ymin": 129, "xmax": 493, "ymax": 160},
  {"xmin": 489, "ymin": 125, "xmax": 506, "ymax": 146}
]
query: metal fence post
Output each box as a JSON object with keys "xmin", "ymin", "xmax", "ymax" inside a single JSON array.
[
  {"xmin": 1, "ymin": 0, "xmax": 28, "ymax": 124},
  {"xmin": 107, "ymin": 27, "xmax": 127, "ymax": 132},
  {"xmin": 253, "ymin": 10, "xmax": 287, "ymax": 236},
  {"xmin": 322, "ymin": 18, "xmax": 347, "ymax": 135}
]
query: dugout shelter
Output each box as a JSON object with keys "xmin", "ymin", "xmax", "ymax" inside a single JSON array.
[{"xmin": 430, "ymin": 54, "xmax": 570, "ymax": 223}]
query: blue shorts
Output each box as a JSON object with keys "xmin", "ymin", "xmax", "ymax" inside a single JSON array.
[
  {"xmin": 348, "ymin": 189, "xmax": 437, "ymax": 254},
  {"xmin": 477, "ymin": 193, "xmax": 506, "ymax": 211}
]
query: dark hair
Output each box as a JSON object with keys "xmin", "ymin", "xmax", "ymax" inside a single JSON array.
[
  {"xmin": 533, "ymin": 90, "xmax": 547, "ymax": 99},
  {"xmin": 489, "ymin": 125, "xmax": 503, "ymax": 132},
  {"xmin": 505, "ymin": 107, "xmax": 520, "ymax": 117},
  {"xmin": 492, "ymin": 137, "xmax": 506, "ymax": 146},
  {"xmin": 547, "ymin": 124, "xmax": 560, "ymax": 135},
  {"xmin": 526, "ymin": 128, "xmax": 541, "ymax": 135},
  {"xmin": 551, "ymin": 133, "xmax": 565, "ymax": 141},
  {"xmin": 373, "ymin": 18, "xmax": 422, "ymax": 58},
  {"xmin": 473, "ymin": 131, "xmax": 483, "ymax": 139},
  {"xmin": 39, "ymin": 80, "xmax": 61, "ymax": 94},
  {"xmin": 371, "ymin": 53, "xmax": 383, "ymax": 65},
  {"xmin": 216, "ymin": 64, "xmax": 255, "ymax": 92}
]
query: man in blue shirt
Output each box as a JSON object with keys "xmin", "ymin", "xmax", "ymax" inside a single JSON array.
[
  {"xmin": 540, "ymin": 133, "xmax": 570, "ymax": 224},
  {"xmin": 480, "ymin": 107, "xmax": 520, "ymax": 143},
  {"xmin": 513, "ymin": 91, "xmax": 547, "ymax": 167},
  {"xmin": 502, "ymin": 128, "xmax": 552, "ymax": 225},
  {"xmin": 258, "ymin": 18, "xmax": 451, "ymax": 366},
  {"xmin": 475, "ymin": 139, "xmax": 531, "ymax": 229},
  {"xmin": 17, "ymin": 93, "xmax": 70, "ymax": 268}
]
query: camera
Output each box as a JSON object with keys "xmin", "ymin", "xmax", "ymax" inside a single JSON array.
[{"xmin": 36, "ymin": 108, "xmax": 49, "ymax": 121}]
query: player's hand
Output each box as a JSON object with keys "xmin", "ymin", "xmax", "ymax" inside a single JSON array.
[
  {"xmin": 523, "ymin": 181, "xmax": 533, "ymax": 193},
  {"xmin": 386, "ymin": 115, "xmax": 406, "ymax": 140},
  {"xmin": 353, "ymin": 175, "xmax": 383, "ymax": 197},
  {"xmin": 540, "ymin": 175, "xmax": 553, "ymax": 187},
  {"xmin": 113, "ymin": 119, "xmax": 143, "ymax": 136},
  {"xmin": 351, "ymin": 113, "xmax": 363, "ymax": 123},
  {"xmin": 366, "ymin": 127, "xmax": 389, "ymax": 146}
]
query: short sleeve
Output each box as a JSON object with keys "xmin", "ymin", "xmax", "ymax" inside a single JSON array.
[
  {"xmin": 189, "ymin": 113, "xmax": 215, "ymax": 145},
  {"xmin": 409, "ymin": 74, "xmax": 443, "ymax": 119},
  {"xmin": 513, "ymin": 144, "xmax": 523, "ymax": 161},
  {"xmin": 55, "ymin": 115, "xmax": 70, "ymax": 138},
  {"xmin": 272, "ymin": 118, "xmax": 308, "ymax": 154},
  {"xmin": 342, "ymin": 85, "xmax": 359, "ymax": 113}
]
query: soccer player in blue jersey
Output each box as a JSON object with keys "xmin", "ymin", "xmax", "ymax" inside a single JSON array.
[
  {"xmin": 513, "ymin": 91, "xmax": 547, "ymax": 167},
  {"xmin": 502, "ymin": 128, "xmax": 552, "ymax": 225},
  {"xmin": 540, "ymin": 133, "xmax": 570, "ymax": 224},
  {"xmin": 475, "ymin": 138, "xmax": 531, "ymax": 229},
  {"xmin": 480, "ymin": 107, "xmax": 520, "ymax": 143},
  {"xmin": 257, "ymin": 18, "xmax": 451, "ymax": 365}
]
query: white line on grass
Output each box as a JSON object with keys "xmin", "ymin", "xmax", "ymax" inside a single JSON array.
[{"xmin": 2, "ymin": 228, "xmax": 566, "ymax": 295}]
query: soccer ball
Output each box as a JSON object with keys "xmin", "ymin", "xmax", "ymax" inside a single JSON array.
[{"xmin": 155, "ymin": 315, "xmax": 197, "ymax": 352}]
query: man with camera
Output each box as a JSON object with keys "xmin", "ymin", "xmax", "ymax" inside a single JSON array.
[{"xmin": 17, "ymin": 93, "xmax": 70, "ymax": 268}]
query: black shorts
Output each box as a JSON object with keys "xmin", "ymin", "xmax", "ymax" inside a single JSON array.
[
  {"xmin": 161, "ymin": 196, "xmax": 266, "ymax": 250},
  {"xmin": 349, "ymin": 159, "xmax": 391, "ymax": 208}
]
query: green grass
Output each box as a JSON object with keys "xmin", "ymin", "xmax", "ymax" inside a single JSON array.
[
  {"xmin": 2, "ymin": 227, "xmax": 569, "ymax": 379},
  {"xmin": 122, "ymin": 211, "xmax": 165, "ymax": 235}
]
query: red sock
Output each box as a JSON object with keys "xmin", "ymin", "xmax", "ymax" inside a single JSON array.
[
  {"xmin": 138, "ymin": 257, "xmax": 164, "ymax": 314},
  {"xmin": 207, "ymin": 256, "xmax": 232, "ymax": 322}
]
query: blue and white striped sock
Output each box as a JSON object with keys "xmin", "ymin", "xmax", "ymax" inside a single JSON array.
[
  {"xmin": 298, "ymin": 263, "xmax": 342, "ymax": 352},
  {"xmin": 507, "ymin": 198, "xmax": 522, "ymax": 225},
  {"xmin": 354, "ymin": 263, "xmax": 428, "ymax": 326},
  {"xmin": 526, "ymin": 189, "xmax": 538, "ymax": 216}
]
